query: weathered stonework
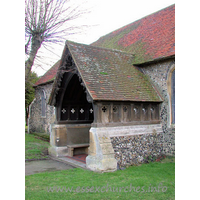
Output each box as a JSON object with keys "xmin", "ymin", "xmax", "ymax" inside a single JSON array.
[
  {"xmin": 163, "ymin": 126, "xmax": 175, "ymax": 155},
  {"xmin": 111, "ymin": 133, "xmax": 163, "ymax": 168},
  {"xmin": 28, "ymin": 83, "xmax": 56, "ymax": 134},
  {"xmin": 140, "ymin": 58, "xmax": 175, "ymax": 156},
  {"xmin": 86, "ymin": 124, "xmax": 162, "ymax": 170},
  {"xmin": 86, "ymin": 127, "xmax": 118, "ymax": 172}
]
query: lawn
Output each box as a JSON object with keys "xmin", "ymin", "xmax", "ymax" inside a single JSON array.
[
  {"xmin": 25, "ymin": 133, "xmax": 49, "ymax": 160},
  {"xmin": 25, "ymin": 158, "xmax": 175, "ymax": 199}
]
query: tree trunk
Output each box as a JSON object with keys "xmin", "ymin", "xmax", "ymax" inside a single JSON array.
[
  {"xmin": 26, "ymin": 107, "xmax": 29, "ymax": 126},
  {"xmin": 25, "ymin": 35, "xmax": 42, "ymax": 81}
]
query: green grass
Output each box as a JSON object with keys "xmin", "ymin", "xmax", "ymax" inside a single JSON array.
[
  {"xmin": 31, "ymin": 132, "xmax": 50, "ymax": 142},
  {"xmin": 25, "ymin": 158, "xmax": 175, "ymax": 200},
  {"xmin": 100, "ymin": 72, "xmax": 108, "ymax": 75},
  {"xmin": 25, "ymin": 133, "xmax": 49, "ymax": 160}
]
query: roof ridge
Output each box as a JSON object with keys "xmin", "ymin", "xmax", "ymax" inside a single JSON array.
[{"xmin": 66, "ymin": 40, "xmax": 135, "ymax": 57}]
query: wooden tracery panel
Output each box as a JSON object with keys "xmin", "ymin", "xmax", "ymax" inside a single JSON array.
[
  {"xmin": 132, "ymin": 103, "xmax": 141, "ymax": 121},
  {"xmin": 141, "ymin": 103, "xmax": 148, "ymax": 121}
]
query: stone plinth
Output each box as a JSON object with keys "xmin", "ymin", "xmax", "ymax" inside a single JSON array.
[{"xmin": 86, "ymin": 127, "xmax": 117, "ymax": 172}]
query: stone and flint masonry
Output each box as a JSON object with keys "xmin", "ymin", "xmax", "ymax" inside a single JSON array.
[{"xmin": 28, "ymin": 4, "xmax": 175, "ymax": 172}]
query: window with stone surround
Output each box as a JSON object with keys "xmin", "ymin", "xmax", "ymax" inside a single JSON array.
[
  {"xmin": 171, "ymin": 69, "xmax": 175, "ymax": 124},
  {"xmin": 41, "ymin": 90, "xmax": 46, "ymax": 117},
  {"xmin": 168, "ymin": 66, "xmax": 175, "ymax": 125}
]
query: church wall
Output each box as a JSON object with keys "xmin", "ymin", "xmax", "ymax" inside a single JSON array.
[
  {"xmin": 111, "ymin": 131, "xmax": 163, "ymax": 168},
  {"xmin": 139, "ymin": 58, "xmax": 175, "ymax": 156},
  {"xmin": 28, "ymin": 83, "xmax": 56, "ymax": 134}
]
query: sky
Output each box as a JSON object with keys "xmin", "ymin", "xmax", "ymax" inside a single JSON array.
[{"xmin": 32, "ymin": 0, "xmax": 175, "ymax": 76}]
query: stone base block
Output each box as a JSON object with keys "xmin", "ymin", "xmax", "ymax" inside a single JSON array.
[
  {"xmin": 86, "ymin": 155, "xmax": 117, "ymax": 172},
  {"xmin": 86, "ymin": 127, "xmax": 117, "ymax": 172},
  {"xmin": 48, "ymin": 146, "xmax": 68, "ymax": 157}
]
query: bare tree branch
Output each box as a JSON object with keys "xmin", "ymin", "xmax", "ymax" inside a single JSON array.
[{"xmin": 25, "ymin": 0, "xmax": 89, "ymax": 81}]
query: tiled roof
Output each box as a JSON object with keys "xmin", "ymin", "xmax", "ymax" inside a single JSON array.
[
  {"xmin": 35, "ymin": 5, "xmax": 174, "ymax": 86},
  {"xmin": 92, "ymin": 4, "xmax": 175, "ymax": 64},
  {"xmin": 57, "ymin": 40, "xmax": 163, "ymax": 102},
  {"xmin": 34, "ymin": 60, "xmax": 60, "ymax": 86}
]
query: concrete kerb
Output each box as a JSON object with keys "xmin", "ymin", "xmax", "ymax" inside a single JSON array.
[
  {"xmin": 25, "ymin": 157, "xmax": 50, "ymax": 162},
  {"xmin": 49, "ymin": 156, "xmax": 89, "ymax": 171}
]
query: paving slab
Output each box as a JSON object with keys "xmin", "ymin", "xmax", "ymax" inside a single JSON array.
[{"xmin": 25, "ymin": 159, "xmax": 75, "ymax": 176}]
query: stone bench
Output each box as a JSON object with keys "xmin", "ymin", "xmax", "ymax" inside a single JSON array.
[{"xmin": 67, "ymin": 143, "xmax": 89, "ymax": 157}]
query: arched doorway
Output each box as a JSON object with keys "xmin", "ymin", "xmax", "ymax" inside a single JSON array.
[{"xmin": 59, "ymin": 74, "xmax": 94, "ymax": 123}]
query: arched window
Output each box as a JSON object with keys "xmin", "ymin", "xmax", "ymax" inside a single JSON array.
[
  {"xmin": 171, "ymin": 69, "xmax": 175, "ymax": 124},
  {"xmin": 168, "ymin": 66, "xmax": 175, "ymax": 125},
  {"xmin": 41, "ymin": 90, "xmax": 46, "ymax": 117}
]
